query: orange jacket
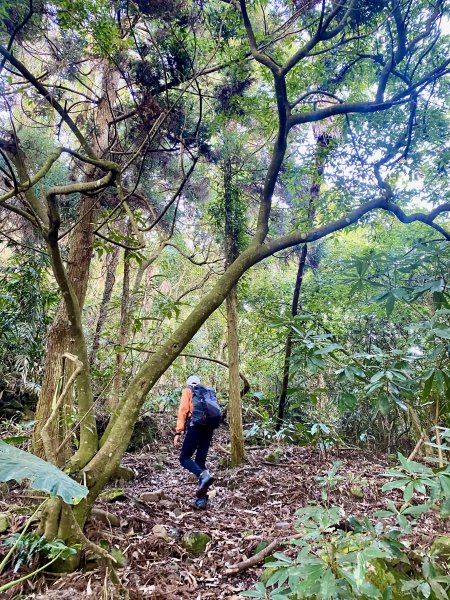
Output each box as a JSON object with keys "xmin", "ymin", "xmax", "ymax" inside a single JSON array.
[{"xmin": 176, "ymin": 387, "xmax": 193, "ymax": 433}]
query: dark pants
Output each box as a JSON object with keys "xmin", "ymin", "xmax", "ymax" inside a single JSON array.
[{"xmin": 179, "ymin": 423, "xmax": 214, "ymax": 478}]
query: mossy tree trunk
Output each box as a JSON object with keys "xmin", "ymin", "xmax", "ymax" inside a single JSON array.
[
  {"xmin": 224, "ymin": 159, "xmax": 245, "ymax": 465},
  {"xmin": 32, "ymin": 66, "xmax": 119, "ymax": 462},
  {"xmin": 110, "ymin": 245, "xmax": 131, "ymax": 409}
]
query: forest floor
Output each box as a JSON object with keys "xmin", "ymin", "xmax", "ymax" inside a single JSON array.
[{"xmin": 0, "ymin": 423, "xmax": 448, "ymax": 599}]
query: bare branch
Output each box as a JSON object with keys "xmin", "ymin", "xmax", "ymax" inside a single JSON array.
[{"xmin": 0, "ymin": 45, "xmax": 96, "ymax": 157}]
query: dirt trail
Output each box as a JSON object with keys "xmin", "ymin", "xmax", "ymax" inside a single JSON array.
[{"xmin": 0, "ymin": 432, "xmax": 446, "ymax": 599}]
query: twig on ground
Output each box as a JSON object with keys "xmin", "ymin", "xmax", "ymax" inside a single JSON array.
[{"xmin": 224, "ymin": 533, "xmax": 303, "ymax": 575}]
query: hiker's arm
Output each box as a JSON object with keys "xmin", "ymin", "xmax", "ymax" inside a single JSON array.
[
  {"xmin": 174, "ymin": 388, "xmax": 191, "ymax": 448},
  {"xmin": 176, "ymin": 388, "xmax": 191, "ymax": 432}
]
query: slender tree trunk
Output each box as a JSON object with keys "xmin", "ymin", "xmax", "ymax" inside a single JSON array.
[
  {"xmin": 110, "ymin": 247, "xmax": 131, "ymax": 408},
  {"xmin": 89, "ymin": 246, "xmax": 120, "ymax": 366},
  {"xmin": 276, "ymin": 243, "xmax": 308, "ymax": 428},
  {"xmin": 223, "ymin": 159, "xmax": 245, "ymax": 465},
  {"xmin": 227, "ymin": 285, "xmax": 244, "ymax": 465}
]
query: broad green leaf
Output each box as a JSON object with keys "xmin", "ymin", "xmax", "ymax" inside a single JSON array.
[
  {"xmin": 377, "ymin": 393, "xmax": 390, "ymax": 416},
  {"xmin": 432, "ymin": 328, "xmax": 450, "ymax": 340},
  {"xmin": 381, "ymin": 480, "xmax": 411, "ymax": 492},
  {"xmin": 438, "ymin": 474, "xmax": 450, "ymax": 496},
  {"xmin": 429, "ymin": 579, "xmax": 450, "ymax": 600},
  {"xmin": 370, "ymin": 370, "xmax": 385, "ymax": 383},
  {"xmin": 374, "ymin": 510, "xmax": 395, "ymax": 518},
  {"xmin": 404, "ymin": 481, "xmax": 415, "ymax": 502},
  {"xmin": 398, "ymin": 453, "xmax": 434, "ymax": 476},
  {"xmin": 0, "ymin": 440, "xmax": 88, "ymax": 505},
  {"xmin": 422, "ymin": 370, "xmax": 435, "ymax": 397},
  {"xmin": 402, "ymin": 503, "xmax": 432, "ymax": 516},
  {"xmin": 440, "ymin": 497, "xmax": 450, "ymax": 518},
  {"xmin": 240, "ymin": 582, "xmax": 266, "ymax": 597},
  {"xmin": 319, "ymin": 569, "xmax": 336, "ymax": 598},
  {"xmin": 314, "ymin": 343, "xmax": 343, "ymax": 355},
  {"xmin": 386, "ymin": 293, "xmax": 395, "ymax": 316},
  {"xmin": 0, "ymin": 436, "xmax": 29, "ymax": 445}
]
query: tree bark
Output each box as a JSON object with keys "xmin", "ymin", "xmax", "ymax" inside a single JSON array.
[
  {"xmin": 224, "ymin": 159, "xmax": 245, "ymax": 465},
  {"xmin": 32, "ymin": 195, "xmax": 97, "ymax": 464},
  {"xmin": 32, "ymin": 65, "xmax": 119, "ymax": 461},
  {"xmin": 227, "ymin": 285, "xmax": 244, "ymax": 466}
]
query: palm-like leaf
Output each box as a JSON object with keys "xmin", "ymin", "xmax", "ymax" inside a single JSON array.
[{"xmin": 0, "ymin": 441, "xmax": 88, "ymax": 505}]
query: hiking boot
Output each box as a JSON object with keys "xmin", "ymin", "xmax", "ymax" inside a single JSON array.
[
  {"xmin": 196, "ymin": 469, "xmax": 214, "ymax": 498},
  {"xmin": 191, "ymin": 496, "xmax": 208, "ymax": 510}
]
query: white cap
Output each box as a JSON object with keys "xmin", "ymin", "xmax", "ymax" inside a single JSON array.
[{"xmin": 186, "ymin": 375, "xmax": 200, "ymax": 386}]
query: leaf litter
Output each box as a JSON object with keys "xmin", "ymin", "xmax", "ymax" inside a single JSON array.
[{"xmin": 0, "ymin": 426, "xmax": 448, "ymax": 599}]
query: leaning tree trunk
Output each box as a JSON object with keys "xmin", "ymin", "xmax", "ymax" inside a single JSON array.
[
  {"xmin": 276, "ymin": 243, "xmax": 309, "ymax": 428},
  {"xmin": 32, "ymin": 65, "xmax": 119, "ymax": 461},
  {"xmin": 223, "ymin": 159, "xmax": 245, "ymax": 465}
]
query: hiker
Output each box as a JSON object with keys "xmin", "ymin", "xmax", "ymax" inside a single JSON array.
[{"xmin": 174, "ymin": 375, "xmax": 221, "ymax": 510}]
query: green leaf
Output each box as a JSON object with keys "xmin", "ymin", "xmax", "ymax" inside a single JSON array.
[
  {"xmin": 314, "ymin": 343, "xmax": 343, "ymax": 355},
  {"xmin": 240, "ymin": 582, "xmax": 266, "ymax": 597},
  {"xmin": 0, "ymin": 440, "xmax": 88, "ymax": 505},
  {"xmin": 374, "ymin": 510, "xmax": 395, "ymax": 518},
  {"xmin": 0, "ymin": 436, "xmax": 29, "ymax": 445},
  {"xmin": 422, "ymin": 370, "xmax": 435, "ymax": 397},
  {"xmin": 429, "ymin": 579, "xmax": 450, "ymax": 600},
  {"xmin": 377, "ymin": 393, "xmax": 390, "ymax": 416},
  {"xmin": 386, "ymin": 293, "xmax": 395, "ymax": 316},
  {"xmin": 319, "ymin": 569, "xmax": 337, "ymax": 598},
  {"xmin": 404, "ymin": 481, "xmax": 415, "ymax": 502},
  {"xmin": 370, "ymin": 370, "xmax": 385, "ymax": 383},
  {"xmin": 398, "ymin": 452, "xmax": 434, "ymax": 476},
  {"xmin": 402, "ymin": 503, "xmax": 432, "ymax": 516},
  {"xmin": 438, "ymin": 474, "xmax": 450, "ymax": 496},
  {"xmin": 432, "ymin": 328, "xmax": 450, "ymax": 340},
  {"xmin": 420, "ymin": 582, "xmax": 431, "ymax": 598},
  {"xmin": 440, "ymin": 497, "xmax": 450, "ymax": 518},
  {"xmin": 382, "ymin": 480, "xmax": 410, "ymax": 492}
]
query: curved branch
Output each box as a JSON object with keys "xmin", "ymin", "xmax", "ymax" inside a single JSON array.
[
  {"xmin": 264, "ymin": 199, "xmax": 450, "ymax": 256},
  {"xmin": 123, "ymin": 346, "xmax": 250, "ymax": 395},
  {"xmin": 381, "ymin": 201, "xmax": 450, "ymax": 239},
  {"xmin": 0, "ymin": 148, "xmax": 63, "ymax": 206},
  {"xmin": 238, "ymin": 0, "xmax": 280, "ymax": 73},
  {"xmin": 0, "ymin": 45, "xmax": 96, "ymax": 158},
  {"xmin": 1, "ymin": 201, "xmax": 37, "ymax": 224},
  {"xmin": 289, "ymin": 98, "xmax": 406, "ymax": 128},
  {"xmin": 0, "ymin": 0, "xmax": 34, "ymax": 75}
]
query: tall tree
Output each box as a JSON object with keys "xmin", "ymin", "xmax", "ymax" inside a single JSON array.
[{"xmin": 223, "ymin": 157, "xmax": 245, "ymax": 465}]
